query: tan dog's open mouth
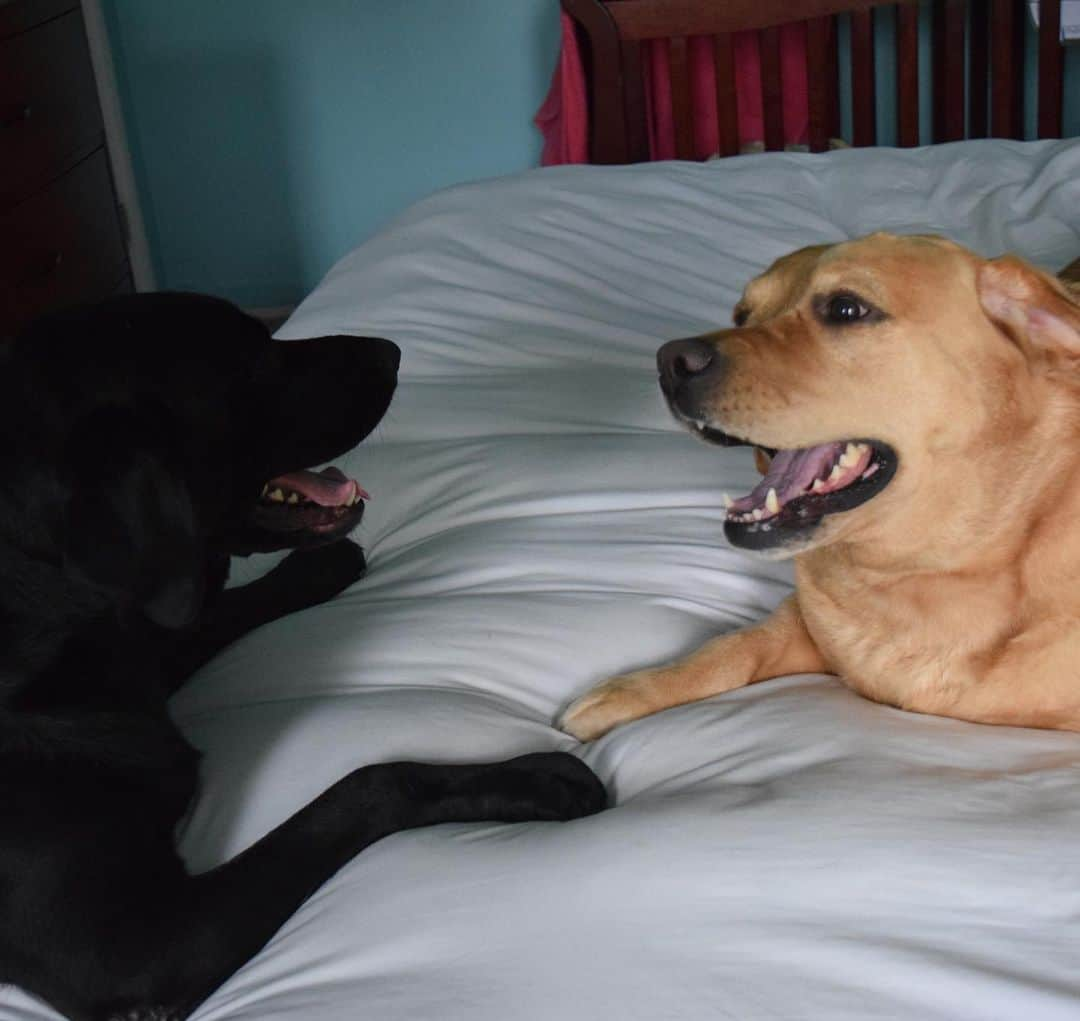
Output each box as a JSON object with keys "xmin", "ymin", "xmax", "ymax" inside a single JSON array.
[{"xmin": 692, "ymin": 426, "xmax": 898, "ymax": 551}]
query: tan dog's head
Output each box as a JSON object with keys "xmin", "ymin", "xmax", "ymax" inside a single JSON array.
[{"xmin": 658, "ymin": 233, "xmax": 1080, "ymax": 560}]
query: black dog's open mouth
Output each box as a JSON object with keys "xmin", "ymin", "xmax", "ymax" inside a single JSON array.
[
  {"xmin": 250, "ymin": 465, "xmax": 367, "ymax": 542},
  {"xmin": 691, "ymin": 425, "xmax": 897, "ymax": 551}
]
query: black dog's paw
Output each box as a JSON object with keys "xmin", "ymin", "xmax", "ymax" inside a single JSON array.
[
  {"xmin": 264, "ymin": 539, "xmax": 368, "ymax": 614},
  {"xmin": 504, "ymin": 752, "xmax": 609, "ymax": 821},
  {"xmin": 444, "ymin": 752, "xmax": 608, "ymax": 824}
]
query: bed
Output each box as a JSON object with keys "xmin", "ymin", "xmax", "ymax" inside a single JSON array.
[{"xmin": 6, "ymin": 5, "xmax": 1080, "ymax": 1021}]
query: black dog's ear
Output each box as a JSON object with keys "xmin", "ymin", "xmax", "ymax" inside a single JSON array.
[{"xmin": 63, "ymin": 407, "xmax": 205, "ymax": 629}]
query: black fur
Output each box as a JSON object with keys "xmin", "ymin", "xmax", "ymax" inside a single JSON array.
[{"xmin": 0, "ymin": 294, "xmax": 606, "ymax": 1021}]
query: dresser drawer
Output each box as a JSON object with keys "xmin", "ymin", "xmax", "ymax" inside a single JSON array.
[
  {"xmin": 1, "ymin": 148, "xmax": 128, "ymax": 337},
  {"xmin": 0, "ymin": 10, "xmax": 105, "ymax": 205},
  {"xmin": 0, "ymin": 0, "xmax": 80, "ymax": 39}
]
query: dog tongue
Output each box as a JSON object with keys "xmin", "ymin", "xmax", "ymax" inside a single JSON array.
[
  {"xmin": 729, "ymin": 443, "xmax": 843, "ymax": 513},
  {"xmin": 267, "ymin": 466, "xmax": 369, "ymax": 506}
]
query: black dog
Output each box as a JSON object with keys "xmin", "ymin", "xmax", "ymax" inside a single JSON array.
[{"xmin": 0, "ymin": 294, "xmax": 605, "ymax": 1021}]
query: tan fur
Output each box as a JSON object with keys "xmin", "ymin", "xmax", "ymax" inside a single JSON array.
[{"xmin": 561, "ymin": 234, "xmax": 1080, "ymax": 741}]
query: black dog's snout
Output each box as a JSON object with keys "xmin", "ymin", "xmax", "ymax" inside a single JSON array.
[
  {"xmin": 657, "ymin": 337, "xmax": 716, "ymax": 391},
  {"xmin": 372, "ymin": 337, "xmax": 402, "ymax": 375}
]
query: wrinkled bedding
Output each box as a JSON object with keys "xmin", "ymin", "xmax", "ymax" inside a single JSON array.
[{"xmin": 6, "ymin": 138, "xmax": 1080, "ymax": 1020}]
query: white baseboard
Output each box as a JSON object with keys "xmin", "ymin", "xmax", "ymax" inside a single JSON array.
[{"xmin": 81, "ymin": 0, "xmax": 156, "ymax": 292}]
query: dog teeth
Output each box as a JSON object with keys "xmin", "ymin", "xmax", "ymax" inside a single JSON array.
[
  {"xmin": 286, "ymin": 492, "xmax": 299, "ymax": 505},
  {"xmin": 752, "ymin": 508, "xmax": 764, "ymax": 521},
  {"xmin": 268, "ymin": 488, "xmax": 285, "ymax": 503},
  {"xmin": 765, "ymin": 488, "xmax": 780, "ymax": 514},
  {"xmin": 722, "ymin": 492, "xmax": 733, "ymax": 509},
  {"xmin": 261, "ymin": 484, "xmax": 269, "ymax": 497},
  {"xmin": 811, "ymin": 478, "xmax": 826, "ymax": 493},
  {"xmin": 828, "ymin": 465, "xmax": 843, "ymax": 483},
  {"xmin": 838, "ymin": 442, "xmax": 867, "ymax": 469}
]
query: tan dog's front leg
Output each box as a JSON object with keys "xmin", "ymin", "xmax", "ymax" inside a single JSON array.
[{"xmin": 559, "ymin": 596, "xmax": 829, "ymax": 741}]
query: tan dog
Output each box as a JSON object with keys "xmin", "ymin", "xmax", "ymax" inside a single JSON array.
[{"xmin": 560, "ymin": 232, "xmax": 1080, "ymax": 741}]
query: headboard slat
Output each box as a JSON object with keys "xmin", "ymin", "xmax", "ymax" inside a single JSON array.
[
  {"xmin": 933, "ymin": 0, "xmax": 967, "ymax": 143},
  {"xmin": 621, "ymin": 39, "xmax": 650, "ymax": 162},
  {"xmin": 990, "ymin": 0, "xmax": 1021, "ymax": 139},
  {"xmin": 896, "ymin": 5, "xmax": 920, "ymax": 146},
  {"xmin": 1038, "ymin": 0, "xmax": 1065, "ymax": 138},
  {"xmin": 760, "ymin": 26, "xmax": 785, "ymax": 151},
  {"xmin": 667, "ymin": 35, "xmax": 695, "ymax": 158},
  {"xmin": 968, "ymin": 0, "xmax": 989, "ymax": 138},
  {"xmin": 806, "ymin": 17, "xmax": 834, "ymax": 152},
  {"xmin": 850, "ymin": 10, "xmax": 877, "ymax": 146},
  {"xmin": 565, "ymin": 0, "xmax": 628, "ymax": 162},
  {"xmin": 712, "ymin": 32, "xmax": 739, "ymax": 157},
  {"xmin": 826, "ymin": 12, "xmax": 841, "ymax": 139}
]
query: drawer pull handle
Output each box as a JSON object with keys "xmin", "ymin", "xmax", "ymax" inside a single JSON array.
[{"xmin": 2, "ymin": 104, "xmax": 32, "ymax": 128}]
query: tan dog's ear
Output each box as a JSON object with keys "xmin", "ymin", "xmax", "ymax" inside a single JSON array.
[
  {"xmin": 978, "ymin": 255, "xmax": 1080, "ymax": 356},
  {"xmin": 1059, "ymin": 257, "xmax": 1080, "ymax": 302}
]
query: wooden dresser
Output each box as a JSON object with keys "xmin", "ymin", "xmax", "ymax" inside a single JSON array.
[{"xmin": 1, "ymin": 0, "xmax": 132, "ymax": 340}]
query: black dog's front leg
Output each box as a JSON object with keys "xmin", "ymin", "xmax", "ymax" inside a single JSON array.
[
  {"xmin": 32, "ymin": 753, "xmax": 604, "ymax": 1021},
  {"xmin": 166, "ymin": 540, "xmax": 368, "ymax": 686}
]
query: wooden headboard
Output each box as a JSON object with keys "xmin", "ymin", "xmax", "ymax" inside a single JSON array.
[{"xmin": 560, "ymin": 0, "xmax": 1070, "ymax": 163}]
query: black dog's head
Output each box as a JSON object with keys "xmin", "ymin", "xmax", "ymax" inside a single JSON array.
[{"xmin": 0, "ymin": 293, "xmax": 398, "ymax": 629}]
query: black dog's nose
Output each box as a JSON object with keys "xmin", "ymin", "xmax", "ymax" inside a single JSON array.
[
  {"xmin": 369, "ymin": 336, "xmax": 401, "ymax": 375},
  {"xmin": 657, "ymin": 337, "xmax": 715, "ymax": 385}
]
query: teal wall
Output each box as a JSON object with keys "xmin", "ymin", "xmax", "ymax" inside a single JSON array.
[
  {"xmin": 102, "ymin": 1, "xmax": 560, "ymax": 307},
  {"xmin": 103, "ymin": 2, "xmax": 1078, "ymax": 308}
]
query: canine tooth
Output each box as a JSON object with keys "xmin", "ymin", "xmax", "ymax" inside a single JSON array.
[
  {"xmin": 839, "ymin": 444, "xmax": 858, "ymax": 468},
  {"xmin": 765, "ymin": 488, "xmax": 780, "ymax": 514},
  {"xmin": 722, "ymin": 492, "xmax": 734, "ymax": 509},
  {"xmin": 829, "ymin": 465, "xmax": 843, "ymax": 482},
  {"xmin": 268, "ymin": 488, "xmax": 285, "ymax": 502},
  {"xmin": 261, "ymin": 484, "xmax": 269, "ymax": 497},
  {"xmin": 287, "ymin": 492, "xmax": 299, "ymax": 505},
  {"xmin": 811, "ymin": 478, "xmax": 826, "ymax": 493}
]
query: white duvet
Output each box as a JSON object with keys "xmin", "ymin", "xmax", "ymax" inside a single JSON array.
[{"xmin": 7, "ymin": 139, "xmax": 1080, "ymax": 1021}]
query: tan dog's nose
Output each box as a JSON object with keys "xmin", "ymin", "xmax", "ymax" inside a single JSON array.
[{"xmin": 657, "ymin": 337, "xmax": 715, "ymax": 395}]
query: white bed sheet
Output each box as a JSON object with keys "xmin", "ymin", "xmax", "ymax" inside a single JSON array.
[{"xmin": 6, "ymin": 139, "xmax": 1080, "ymax": 1020}]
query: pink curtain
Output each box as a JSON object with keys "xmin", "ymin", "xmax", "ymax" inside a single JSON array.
[
  {"xmin": 534, "ymin": 12, "xmax": 590, "ymax": 165},
  {"xmin": 536, "ymin": 12, "xmax": 810, "ymax": 165}
]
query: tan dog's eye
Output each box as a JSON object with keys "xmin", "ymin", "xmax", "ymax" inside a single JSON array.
[{"xmin": 818, "ymin": 292, "xmax": 881, "ymax": 326}]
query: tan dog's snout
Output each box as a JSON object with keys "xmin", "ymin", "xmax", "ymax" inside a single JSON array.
[{"xmin": 657, "ymin": 336, "xmax": 724, "ymax": 420}]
